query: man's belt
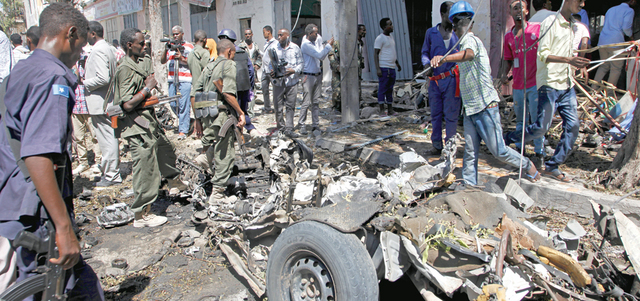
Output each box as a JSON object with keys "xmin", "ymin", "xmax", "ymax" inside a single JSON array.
[
  {"xmin": 193, "ymin": 100, "xmax": 218, "ymax": 109},
  {"xmin": 429, "ymin": 65, "xmax": 458, "ymax": 81},
  {"xmin": 194, "ymin": 91, "xmax": 219, "ymax": 119},
  {"xmin": 485, "ymin": 102, "xmax": 498, "ymax": 110},
  {"xmin": 303, "ymin": 72, "xmax": 321, "ymax": 76},
  {"xmin": 429, "ymin": 65, "xmax": 461, "ymax": 97}
]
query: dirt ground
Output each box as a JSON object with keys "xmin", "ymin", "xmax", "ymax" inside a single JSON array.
[{"xmin": 69, "ymin": 80, "xmax": 635, "ymax": 300}]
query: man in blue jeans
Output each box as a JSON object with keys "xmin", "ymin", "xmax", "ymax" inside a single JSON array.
[
  {"xmin": 501, "ymin": 0, "xmax": 545, "ymax": 168},
  {"xmin": 432, "ymin": 1, "xmax": 540, "ymax": 186},
  {"xmin": 374, "ymin": 18, "xmax": 402, "ymax": 116},
  {"xmin": 161, "ymin": 25, "xmax": 195, "ymax": 140},
  {"xmin": 504, "ymin": 0, "xmax": 589, "ymax": 182},
  {"xmin": 421, "ymin": 1, "xmax": 461, "ymax": 156}
]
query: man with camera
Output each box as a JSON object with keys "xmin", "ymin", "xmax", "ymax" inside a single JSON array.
[
  {"xmin": 263, "ymin": 28, "xmax": 303, "ymax": 137},
  {"xmin": 161, "ymin": 25, "xmax": 194, "ymax": 140}
]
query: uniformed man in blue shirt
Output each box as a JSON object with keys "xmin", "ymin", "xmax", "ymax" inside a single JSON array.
[
  {"xmin": 0, "ymin": 3, "xmax": 104, "ymax": 299},
  {"xmin": 421, "ymin": 1, "xmax": 462, "ymax": 156}
]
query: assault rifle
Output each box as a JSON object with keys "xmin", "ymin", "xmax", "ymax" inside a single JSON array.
[
  {"xmin": 0, "ymin": 221, "xmax": 66, "ymax": 301},
  {"xmin": 211, "ymin": 79, "xmax": 248, "ymax": 162},
  {"xmin": 106, "ymin": 94, "xmax": 180, "ymax": 129}
]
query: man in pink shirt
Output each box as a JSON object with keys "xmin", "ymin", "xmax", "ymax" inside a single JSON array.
[{"xmin": 501, "ymin": 0, "xmax": 545, "ymax": 168}]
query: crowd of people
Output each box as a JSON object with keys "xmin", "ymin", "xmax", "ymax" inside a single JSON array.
[{"xmin": 0, "ymin": 0, "xmax": 637, "ymax": 297}]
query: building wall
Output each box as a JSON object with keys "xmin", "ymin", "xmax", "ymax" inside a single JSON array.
[
  {"xmin": 179, "ymin": 1, "xmax": 193, "ymax": 40},
  {"xmin": 216, "ymin": 0, "xmax": 274, "ymax": 50},
  {"xmin": 431, "ymin": 0, "xmax": 492, "ymax": 51}
]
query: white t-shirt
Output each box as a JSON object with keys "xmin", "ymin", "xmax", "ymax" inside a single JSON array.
[
  {"xmin": 374, "ymin": 33, "xmax": 397, "ymax": 69},
  {"xmin": 572, "ymin": 22, "xmax": 590, "ymax": 54}
]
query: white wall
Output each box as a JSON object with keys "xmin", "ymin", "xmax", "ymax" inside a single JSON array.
[
  {"xmin": 179, "ymin": 0, "xmax": 192, "ymax": 40},
  {"xmin": 216, "ymin": 0, "xmax": 274, "ymax": 50},
  {"xmin": 321, "ymin": 0, "xmax": 337, "ymax": 85},
  {"xmin": 432, "ymin": 0, "xmax": 492, "ymax": 51}
]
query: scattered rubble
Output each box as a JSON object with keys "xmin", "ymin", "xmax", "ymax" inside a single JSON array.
[{"xmin": 167, "ymin": 132, "xmax": 640, "ymax": 300}]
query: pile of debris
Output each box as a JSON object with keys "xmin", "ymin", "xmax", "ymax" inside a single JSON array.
[{"xmin": 177, "ymin": 133, "xmax": 639, "ymax": 300}]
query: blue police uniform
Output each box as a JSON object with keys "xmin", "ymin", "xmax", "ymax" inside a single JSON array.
[
  {"xmin": 421, "ymin": 25, "xmax": 462, "ymax": 150},
  {"xmin": 0, "ymin": 49, "xmax": 104, "ymax": 300}
]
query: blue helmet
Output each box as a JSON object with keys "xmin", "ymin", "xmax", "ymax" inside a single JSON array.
[
  {"xmin": 218, "ymin": 29, "xmax": 237, "ymax": 42},
  {"xmin": 448, "ymin": 1, "xmax": 475, "ymax": 23}
]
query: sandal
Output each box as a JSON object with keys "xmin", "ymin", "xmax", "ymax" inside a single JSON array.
[
  {"xmin": 543, "ymin": 169, "xmax": 571, "ymax": 183},
  {"xmin": 524, "ymin": 164, "xmax": 541, "ymax": 182}
]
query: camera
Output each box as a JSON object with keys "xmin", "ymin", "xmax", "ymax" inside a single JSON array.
[
  {"xmin": 268, "ymin": 48, "xmax": 288, "ymax": 79},
  {"xmin": 160, "ymin": 38, "xmax": 185, "ymax": 55}
]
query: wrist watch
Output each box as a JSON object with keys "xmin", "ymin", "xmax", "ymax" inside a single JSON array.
[{"xmin": 143, "ymin": 87, "xmax": 151, "ymax": 95}]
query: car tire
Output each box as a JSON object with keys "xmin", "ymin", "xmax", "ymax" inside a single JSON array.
[{"xmin": 266, "ymin": 221, "xmax": 379, "ymax": 300}]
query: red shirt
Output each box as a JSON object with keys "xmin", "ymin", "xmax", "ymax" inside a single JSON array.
[{"xmin": 503, "ymin": 22, "xmax": 540, "ymax": 90}]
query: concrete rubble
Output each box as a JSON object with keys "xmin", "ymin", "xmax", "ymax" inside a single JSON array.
[{"xmin": 159, "ymin": 132, "xmax": 640, "ymax": 300}]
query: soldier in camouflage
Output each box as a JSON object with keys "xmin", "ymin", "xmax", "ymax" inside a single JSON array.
[{"xmin": 328, "ymin": 24, "xmax": 366, "ymax": 113}]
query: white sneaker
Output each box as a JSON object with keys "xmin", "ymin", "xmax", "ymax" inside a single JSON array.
[
  {"xmin": 133, "ymin": 213, "xmax": 167, "ymax": 228},
  {"xmin": 72, "ymin": 164, "xmax": 89, "ymax": 176}
]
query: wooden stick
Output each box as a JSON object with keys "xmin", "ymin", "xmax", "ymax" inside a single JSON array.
[
  {"xmin": 576, "ymin": 78, "xmax": 627, "ymax": 95},
  {"xmin": 587, "ymin": 44, "xmax": 636, "ymax": 72},
  {"xmin": 538, "ymin": 245, "xmax": 592, "ymax": 288},
  {"xmin": 574, "ymin": 40, "xmax": 638, "ymax": 54},
  {"xmin": 572, "ymin": 77, "xmax": 628, "ymax": 134}
]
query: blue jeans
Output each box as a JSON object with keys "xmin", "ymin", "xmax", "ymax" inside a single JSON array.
[
  {"xmin": 169, "ymin": 81, "xmax": 192, "ymax": 134},
  {"xmin": 378, "ymin": 68, "xmax": 396, "ymax": 104},
  {"xmin": 513, "ymin": 86, "xmax": 544, "ymax": 155},
  {"xmin": 463, "ymin": 105, "xmax": 532, "ymax": 186},
  {"xmin": 506, "ymin": 85, "xmax": 579, "ymax": 171},
  {"xmin": 429, "ymin": 76, "xmax": 461, "ymax": 149}
]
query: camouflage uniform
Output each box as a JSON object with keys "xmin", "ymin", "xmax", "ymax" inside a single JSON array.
[
  {"xmin": 328, "ymin": 41, "xmax": 341, "ymax": 110},
  {"xmin": 328, "ymin": 40, "xmax": 365, "ymax": 111}
]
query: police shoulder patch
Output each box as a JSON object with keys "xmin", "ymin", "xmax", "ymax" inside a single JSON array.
[{"xmin": 52, "ymin": 84, "xmax": 70, "ymax": 98}]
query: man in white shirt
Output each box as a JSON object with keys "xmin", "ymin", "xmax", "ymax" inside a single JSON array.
[
  {"xmin": 261, "ymin": 25, "xmax": 278, "ymax": 114},
  {"xmin": 374, "ymin": 18, "xmax": 402, "ymax": 116},
  {"xmin": 529, "ymin": 0, "xmax": 556, "ymax": 23},
  {"xmin": 10, "ymin": 34, "xmax": 30, "ymax": 65},
  {"xmin": 264, "ymin": 28, "xmax": 304, "ymax": 137},
  {"xmin": 593, "ymin": 0, "xmax": 636, "ymax": 90},
  {"xmin": 298, "ymin": 24, "xmax": 334, "ymax": 135}
]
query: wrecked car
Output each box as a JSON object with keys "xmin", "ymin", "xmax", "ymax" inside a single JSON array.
[{"xmin": 180, "ymin": 134, "xmax": 640, "ymax": 301}]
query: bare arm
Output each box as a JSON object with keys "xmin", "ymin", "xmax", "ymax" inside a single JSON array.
[
  {"xmin": 122, "ymin": 74, "xmax": 157, "ymax": 111},
  {"xmin": 431, "ymin": 49, "xmax": 475, "ymax": 68},
  {"xmin": 545, "ymin": 55, "xmax": 589, "ymax": 68},
  {"xmin": 501, "ymin": 60, "xmax": 513, "ymax": 83},
  {"xmin": 374, "ymin": 49, "xmax": 381, "ymax": 77},
  {"xmin": 24, "ymin": 156, "xmax": 79, "ymax": 270},
  {"xmin": 160, "ymin": 48, "xmax": 168, "ymax": 64},
  {"xmin": 223, "ymin": 93, "xmax": 246, "ymax": 128}
]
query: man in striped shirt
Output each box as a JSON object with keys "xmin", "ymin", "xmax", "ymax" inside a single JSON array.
[{"xmin": 161, "ymin": 25, "xmax": 195, "ymax": 139}]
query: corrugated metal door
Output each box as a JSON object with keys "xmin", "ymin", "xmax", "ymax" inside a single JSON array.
[
  {"xmin": 361, "ymin": 0, "xmax": 412, "ymax": 81},
  {"xmin": 190, "ymin": 11, "xmax": 218, "ymax": 41}
]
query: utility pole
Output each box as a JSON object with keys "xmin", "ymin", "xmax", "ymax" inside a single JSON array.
[
  {"xmin": 147, "ymin": 0, "xmax": 168, "ymax": 93},
  {"xmin": 337, "ymin": 0, "xmax": 358, "ymax": 123}
]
